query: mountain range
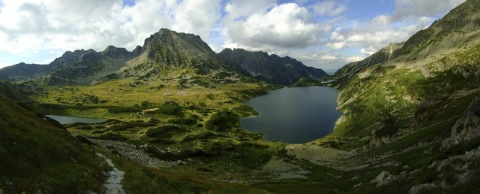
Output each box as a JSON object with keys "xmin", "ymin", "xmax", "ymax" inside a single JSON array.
[{"xmin": 0, "ymin": 28, "xmax": 326, "ymax": 86}]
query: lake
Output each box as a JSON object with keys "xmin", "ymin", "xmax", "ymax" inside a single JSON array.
[
  {"xmin": 240, "ymin": 86, "xmax": 342, "ymax": 144},
  {"xmin": 46, "ymin": 115, "xmax": 107, "ymax": 125}
]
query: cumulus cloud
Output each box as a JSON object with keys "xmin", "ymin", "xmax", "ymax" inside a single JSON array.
[
  {"xmin": 286, "ymin": 50, "xmax": 364, "ymax": 71},
  {"xmin": 324, "ymin": 0, "xmax": 465, "ymax": 58},
  {"xmin": 0, "ymin": 0, "xmax": 221, "ymax": 57},
  {"xmin": 0, "ymin": 0, "xmax": 466, "ymax": 71},
  {"xmin": 223, "ymin": 2, "xmax": 329, "ymax": 52},
  {"xmin": 346, "ymin": 56, "xmax": 365, "ymax": 62}
]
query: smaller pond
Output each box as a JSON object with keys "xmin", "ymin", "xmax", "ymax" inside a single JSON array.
[{"xmin": 46, "ymin": 115, "xmax": 107, "ymax": 125}]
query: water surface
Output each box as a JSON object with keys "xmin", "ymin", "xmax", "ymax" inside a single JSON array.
[
  {"xmin": 46, "ymin": 115, "xmax": 106, "ymax": 125},
  {"xmin": 240, "ymin": 86, "xmax": 341, "ymax": 144}
]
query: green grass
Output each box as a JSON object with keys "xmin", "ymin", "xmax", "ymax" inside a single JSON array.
[{"xmin": 0, "ymin": 94, "xmax": 104, "ymax": 193}]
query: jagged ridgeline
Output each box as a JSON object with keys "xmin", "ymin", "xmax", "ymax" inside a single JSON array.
[
  {"xmin": 0, "ymin": 28, "xmax": 326, "ymax": 86},
  {"xmin": 219, "ymin": 48, "xmax": 327, "ymax": 85}
]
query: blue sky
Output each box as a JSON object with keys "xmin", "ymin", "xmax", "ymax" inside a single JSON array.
[{"xmin": 0, "ymin": 0, "xmax": 465, "ymax": 71}]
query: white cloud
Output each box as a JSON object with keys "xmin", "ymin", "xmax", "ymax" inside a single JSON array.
[
  {"xmin": 324, "ymin": 0, "xmax": 465, "ymax": 60},
  {"xmin": 392, "ymin": 0, "xmax": 465, "ymax": 22},
  {"xmin": 0, "ymin": 0, "xmax": 222, "ymax": 58},
  {"xmin": 346, "ymin": 56, "xmax": 365, "ymax": 62},
  {"xmin": 319, "ymin": 54, "xmax": 337, "ymax": 61},
  {"xmin": 0, "ymin": 0, "xmax": 467, "ymax": 71},
  {"xmin": 171, "ymin": 0, "xmax": 222, "ymax": 39},
  {"xmin": 372, "ymin": 15, "xmax": 391, "ymax": 25},
  {"xmin": 312, "ymin": 1, "xmax": 346, "ymax": 17},
  {"xmin": 224, "ymin": 0, "xmax": 276, "ymax": 20},
  {"xmin": 223, "ymin": 3, "xmax": 328, "ymax": 52}
]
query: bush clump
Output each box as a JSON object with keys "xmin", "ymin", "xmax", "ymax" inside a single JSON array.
[{"xmin": 205, "ymin": 110, "xmax": 239, "ymax": 131}]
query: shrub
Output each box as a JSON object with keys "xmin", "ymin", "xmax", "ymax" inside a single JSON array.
[{"xmin": 205, "ymin": 110, "xmax": 239, "ymax": 131}]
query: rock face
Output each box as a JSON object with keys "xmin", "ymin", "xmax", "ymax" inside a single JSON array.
[
  {"xmin": 218, "ymin": 48, "xmax": 327, "ymax": 85},
  {"xmin": 442, "ymin": 96, "xmax": 480, "ymax": 150}
]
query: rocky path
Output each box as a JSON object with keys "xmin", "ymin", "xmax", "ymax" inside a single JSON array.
[{"xmin": 96, "ymin": 153, "xmax": 126, "ymax": 194}]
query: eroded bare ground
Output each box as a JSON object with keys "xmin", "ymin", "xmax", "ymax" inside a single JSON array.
[
  {"xmin": 86, "ymin": 137, "xmax": 181, "ymax": 168},
  {"xmin": 252, "ymin": 156, "xmax": 310, "ymax": 180},
  {"xmin": 285, "ymin": 144, "xmax": 358, "ymax": 170}
]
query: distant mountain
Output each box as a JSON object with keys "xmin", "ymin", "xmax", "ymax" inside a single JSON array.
[
  {"xmin": 0, "ymin": 28, "xmax": 325, "ymax": 86},
  {"xmin": 218, "ymin": 48, "xmax": 327, "ymax": 85},
  {"xmin": 0, "ymin": 29, "xmax": 232, "ymax": 85},
  {"xmin": 0, "ymin": 46, "xmax": 137, "ymax": 85},
  {"xmin": 121, "ymin": 28, "xmax": 230, "ymax": 78},
  {"xmin": 0, "ymin": 62, "xmax": 53, "ymax": 81}
]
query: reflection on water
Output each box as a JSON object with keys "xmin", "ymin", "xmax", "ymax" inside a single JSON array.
[
  {"xmin": 240, "ymin": 86, "xmax": 342, "ymax": 144},
  {"xmin": 46, "ymin": 115, "xmax": 106, "ymax": 125}
]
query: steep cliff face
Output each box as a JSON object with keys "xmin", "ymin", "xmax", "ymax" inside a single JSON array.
[{"xmin": 218, "ymin": 48, "xmax": 327, "ymax": 85}]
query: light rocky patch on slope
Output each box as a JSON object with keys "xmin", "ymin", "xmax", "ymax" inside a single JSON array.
[
  {"xmin": 253, "ymin": 156, "xmax": 309, "ymax": 180},
  {"xmin": 88, "ymin": 138, "xmax": 180, "ymax": 168},
  {"xmin": 285, "ymin": 144, "xmax": 363, "ymax": 170}
]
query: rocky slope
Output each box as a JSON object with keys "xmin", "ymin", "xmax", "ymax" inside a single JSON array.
[
  {"xmin": 320, "ymin": 0, "xmax": 480, "ymax": 192},
  {"xmin": 120, "ymin": 28, "xmax": 232, "ymax": 78},
  {"xmin": 219, "ymin": 48, "xmax": 327, "ymax": 85}
]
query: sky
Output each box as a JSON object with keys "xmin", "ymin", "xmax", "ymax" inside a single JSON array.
[{"xmin": 0, "ymin": 0, "xmax": 465, "ymax": 72}]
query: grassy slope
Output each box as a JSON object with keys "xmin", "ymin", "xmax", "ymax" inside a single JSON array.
[
  {"xmin": 315, "ymin": 23, "xmax": 480, "ymax": 192},
  {"xmin": 0, "ymin": 93, "xmax": 104, "ymax": 193}
]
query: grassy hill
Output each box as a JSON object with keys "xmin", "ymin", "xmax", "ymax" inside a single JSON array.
[{"xmin": 0, "ymin": 90, "xmax": 104, "ymax": 193}]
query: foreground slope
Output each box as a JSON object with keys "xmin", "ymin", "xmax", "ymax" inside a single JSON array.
[{"xmin": 0, "ymin": 85, "xmax": 104, "ymax": 193}]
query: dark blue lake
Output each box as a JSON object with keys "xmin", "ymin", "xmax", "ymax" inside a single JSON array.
[{"xmin": 240, "ymin": 86, "xmax": 342, "ymax": 144}]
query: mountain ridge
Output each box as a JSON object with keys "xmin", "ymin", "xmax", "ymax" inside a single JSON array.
[
  {"xmin": 0, "ymin": 28, "xmax": 325, "ymax": 86},
  {"xmin": 219, "ymin": 48, "xmax": 327, "ymax": 85}
]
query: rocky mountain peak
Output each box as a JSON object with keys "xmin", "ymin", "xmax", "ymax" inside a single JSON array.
[{"xmin": 102, "ymin": 45, "xmax": 132, "ymax": 59}]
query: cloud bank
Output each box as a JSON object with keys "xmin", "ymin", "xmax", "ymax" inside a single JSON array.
[{"xmin": 0, "ymin": 0, "xmax": 466, "ymax": 70}]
